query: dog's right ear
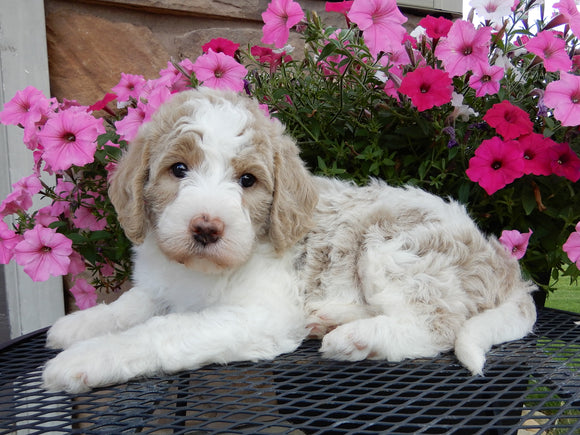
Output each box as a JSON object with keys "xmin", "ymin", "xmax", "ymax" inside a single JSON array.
[{"xmin": 108, "ymin": 133, "xmax": 150, "ymax": 245}]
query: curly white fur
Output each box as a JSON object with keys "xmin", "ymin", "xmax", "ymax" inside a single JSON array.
[{"xmin": 42, "ymin": 88, "xmax": 537, "ymax": 393}]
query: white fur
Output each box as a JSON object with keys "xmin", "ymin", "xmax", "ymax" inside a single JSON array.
[{"xmin": 42, "ymin": 89, "xmax": 537, "ymax": 393}]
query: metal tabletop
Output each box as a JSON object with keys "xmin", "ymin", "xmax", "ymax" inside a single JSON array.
[{"xmin": 0, "ymin": 308, "xmax": 579, "ymax": 434}]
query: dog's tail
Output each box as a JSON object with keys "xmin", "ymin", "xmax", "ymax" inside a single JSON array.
[{"xmin": 454, "ymin": 283, "xmax": 537, "ymax": 375}]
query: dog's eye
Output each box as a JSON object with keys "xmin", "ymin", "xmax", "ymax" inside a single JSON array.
[
  {"xmin": 239, "ymin": 173, "xmax": 257, "ymax": 188},
  {"xmin": 170, "ymin": 163, "xmax": 188, "ymax": 179}
]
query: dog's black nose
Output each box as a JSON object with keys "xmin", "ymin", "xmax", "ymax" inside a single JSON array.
[{"xmin": 190, "ymin": 214, "xmax": 224, "ymax": 246}]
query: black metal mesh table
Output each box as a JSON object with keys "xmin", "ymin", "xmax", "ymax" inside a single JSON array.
[{"xmin": 0, "ymin": 308, "xmax": 579, "ymax": 434}]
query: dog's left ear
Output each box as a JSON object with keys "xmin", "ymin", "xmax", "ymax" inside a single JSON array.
[{"xmin": 269, "ymin": 136, "xmax": 319, "ymax": 253}]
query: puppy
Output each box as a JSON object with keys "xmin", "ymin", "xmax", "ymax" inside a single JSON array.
[{"xmin": 42, "ymin": 88, "xmax": 537, "ymax": 393}]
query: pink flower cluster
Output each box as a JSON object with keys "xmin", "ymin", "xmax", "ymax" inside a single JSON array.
[
  {"xmin": 0, "ymin": 86, "xmax": 106, "ymax": 172},
  {"xmin": 113, "ymin": 48, "xmax": 249, "ymax": 142},
  {"xmin": 0, "ymin": 88, "xmax": 112, "ymax": 309},
  {"xmin": 466, "ymin": 100, "xmax": 580, "ymax": 196}
]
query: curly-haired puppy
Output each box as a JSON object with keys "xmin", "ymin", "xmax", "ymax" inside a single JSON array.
[{"xmin": 43, "ymin": 88, "xmax": 537, "ymax": 393}]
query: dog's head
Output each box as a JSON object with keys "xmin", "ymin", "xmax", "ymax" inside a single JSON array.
[{"xmin": 109, "ymin": 88, "xmax": 318, "ymax": 272}]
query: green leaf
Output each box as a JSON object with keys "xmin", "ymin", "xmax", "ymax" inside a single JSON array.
[
  {"xmin": 66, "ymin": 233, "xmax": 86, "ymax": 245},
  {"xmin": 317, "ymin": 41, "xmax": 338, "ymax": 63},
  {"xmin": 522, "ymin": 187, "xmax": 537, "ymax": 216},
  {"xmin": 458, "ymin": 182, "xmax": 471, "ymax": 204},
  {"xmin": 89, "ymin": 230, "xmax": 113, "ymax": 241},
  {"xmin": 418, "ymin": 161, "xmax": 429, "ymax": 180},
  {"xmin": 97, "ymin": 131, "xmax": 120, "ymax": 147},
  {"xmin": 105, "ymin": 145, "xmax": 123, "ymax": 161}
]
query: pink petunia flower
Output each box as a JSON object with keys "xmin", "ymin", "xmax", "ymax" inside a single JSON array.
[
  {"xmin": 105, "ymin": 162, "xmax": 119, "ymax": 181},
  {"xmin": 59, "ymin": 99, "xmax": 82, "ymax": 112},
  {"xmin": 573, "ymin": 55, "xmax": 580, "ymax": 72},
  {"xmin": 517, "ymin": 133, "xmax": 555, "ymax": 176},
  {"xmin": 67, "ymin": 251, "xmax": 86, "ymax": 277},
  {"xmin": 202, "ymin": 38, "xmax": 240, "ymax": 57},
  {"xmin": 515, "ymin": 35, "xmax": 530, "ymax": 47},
  {"xmin": 0, "ymin": 174, "xmax": 43, "ymax": 217},
  {"xmin": 549, "ymin": 143, "xmax": 580, "ymax": 182},
  {"xmin": 381, "ymin": 44, "xmax": 414, "ymax": 70},
  {"xmin": 23, "ymin": 121, "xmax": 46, "ymax": 152},
  {"xmin": 398, "ymin": 66, "xmax": 453, "ymax": 112},
  {"xmin": 499, "ymin": 229, "xmax": 533, "ymax": 260},
  {"xmin": 69, "ymin": 278, "xmax": 97, "ymax": 310},
  {"xmin": 88, "ymin": 93, "xmax": 117, "ymax": 113},
  {"xmin": 191, "ymin": 50, "xmax": 248, "ymax": 92},
  {"xmin": 544, "ymin": 72, "xmax": 580, "ymax": 127},
  {"xmin": 258, "ymin": 103, "xmax": 271, "ymax": 118},
  {"xmin": 158, "ymin": 61, "xmax": 193, "ymax": 94},
  {"xmin": 261, "ymin": 0, "xmax": 305, "ymax": 48},
  {"xmin": 0, "ymin": 221, "xmax": 21, "ymax": 264},
  {"xmin": 251, "ymin": 45, "xmax": 293, "ymax": 73},
  {"xmin": 115, "ymin": 103, "xmax": 147, "ymax": 142},
  {"xmin": 138, "ymin": 75, "xmax": 170, "ymax": 99},
  {"xmin": 0, "ymin": 86, "xmax": 52, "ymax": 127},
  {"xmin": 483, "ymin": 100, "xmax": 533, "ymax": 140},
  {"xmin": 111, "ymin": 73, "xmax": 146, "ymax": 103},
  {"xmin": 141, "ymin": 80, "xmax": 173, "ymax": 120},
  {"xmin": 35, "ymin": 205, "xmax": 60, "ymax": 227},
  {"xmin": 380, "ymin": 66, "xmax": 403, "ymax": 101},
  {"xmin": 554, "ymin": 0, "xmax": 580, "ymax": 39},
  {"xmin": 115, "ymin": 78, "xmax": 172, "ymax": 141},
  {"xmin": 466, "ymin": 136, "xmax": 525, "ymax": 195},
  {"xmin": 434, "ymin": 20, "xmax": 491, "ymax": 77},
  {"xmin": 16, "ymin": 174, "xmax": 43, "ymax": 197},
  {"xmin": 347, "ymin": 0, "xmax": 408, "ymax": 56},
  {"xmin": 13, "ymin": 225, "xmax": 73, "ymax": 282},
  {"xmin": 419, "ymin": 15, "xmax": 453, "ymax": 39},
  {"xmin": 563, "ymin": 221, "xmax": 580, "ymax": 268},
  {"xmin": 468, "ymin": 64, "xmax": 504, "ymax": 97},
  {"xmin": 72, "ymin": 197, "xmax": 107, "ymax": 231},
  {"xmin": 38, "ymin": 108, "xmax": 106, "ymax": 172},
  {"xmin": 98, "ymin": 260, "xmax": 116, "ymax": 277},
  {"xmin": 526, "ymin": 31, "xmax": 572, "ymax": 73},
  {"xmin": 325, "ymin": 1, "xmax": 354, "ymax": 26}
]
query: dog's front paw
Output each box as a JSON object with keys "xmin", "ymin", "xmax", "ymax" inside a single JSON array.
[
  {"xmin": 42, "ymin": 343, "xmax": 104, "ymax": 393},
  {"xmin": 46, "ymin": 314, "xmax": 87, "ymax": 350},
  {"xmin": 319, "ymin": 322, "xmax": 374, "ymax": 361},
  {"xmin": 42, "ymin": 335, "xmax": 145, "ymax": 393},
  {"xmin": 42, "ymin": 354, "xmax": 91, "ymax": 394},
  {"xmin": 46, "ymin": 305, "xmax": 112, "ymax": 350}
]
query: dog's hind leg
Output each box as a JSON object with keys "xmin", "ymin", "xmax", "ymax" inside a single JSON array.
[
  {"xmin": 319, "ymin": 313, "xmax": 446, "ymax": 362},
  {"xmin": 306, "ymin": 303, "xmax": 377, "ymax": 338}
]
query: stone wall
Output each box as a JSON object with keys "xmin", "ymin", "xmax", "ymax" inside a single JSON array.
[{"xmin": 44, "ymin": 0, "xmax": 428, "ymax": 105}]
